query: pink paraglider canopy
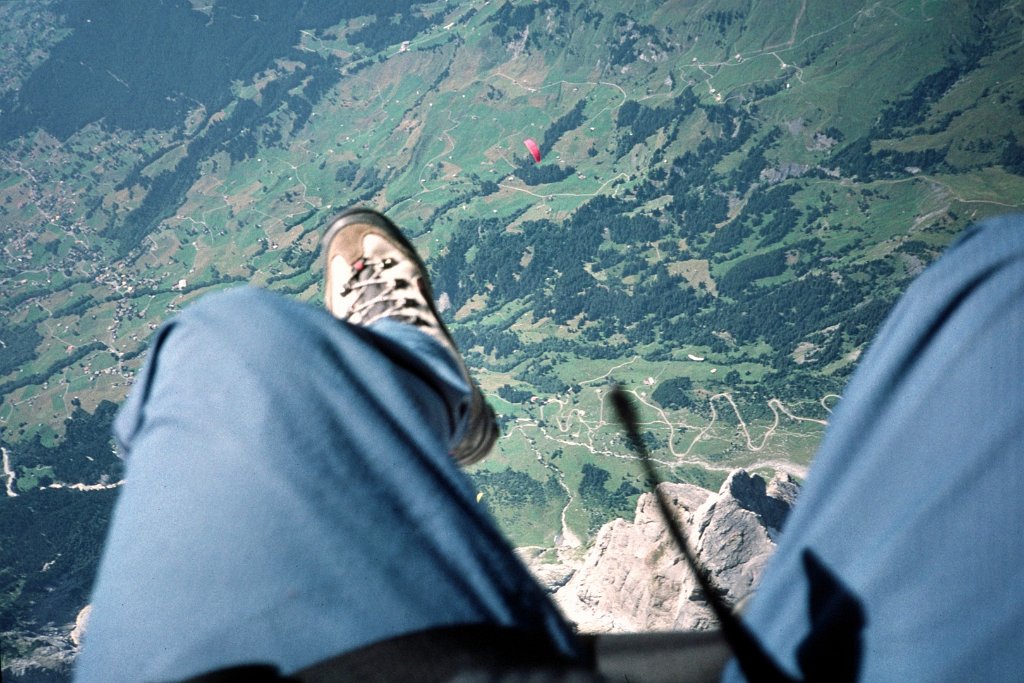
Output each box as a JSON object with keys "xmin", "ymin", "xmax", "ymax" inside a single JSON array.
[{"xmin": 523, "ymin": 138, "xmax": 541, "ymax": 163}]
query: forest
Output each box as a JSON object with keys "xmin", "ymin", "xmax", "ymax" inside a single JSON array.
[
  {"xmin": 426, "ymin": 31, "xmax": 1024, "ymax": 397},
  {"xmin": 0, "ymin": 401, "xmax": 122, "ymax": 636},
  {"xmin": 577, "ymin": 463, "xmax": 641, "ymax": 533},
  {"xmin": 488, "ymin": 0, "xmax": 569, "ymax": 42},
  {"xmin": 109, "ymin": 53, "xmax": 343, "ymax": 256},
  {"xmin": 429, "ymin": 95, "xmax": 863, "ymax": 377},
  {"xmin": 0, "ymin": 0, "xmax": 374, "ymax": 142},
  {"xmin": 1, "ymin": 0, "xmax": 440, "ymax": 257}
]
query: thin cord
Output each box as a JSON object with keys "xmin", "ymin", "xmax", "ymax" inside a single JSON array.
[{"xmin": 608, "ymin": 385, "xmax": 797, "ymax": 683}]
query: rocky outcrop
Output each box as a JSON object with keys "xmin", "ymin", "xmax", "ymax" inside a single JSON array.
[
  {"xmin": 542, "ymin": 470, "xmax": 798, "ymax": 633},
  {"xmin": 1, "ymin": 626, "xmax": 79, "ymax": 681},
  {"xmin": 760, "ymin": 162, "xmax": 810, "ymax": 184},
  {"xmin": 551, "ymin": 481, "xmax": 710, "ymax": 632}
]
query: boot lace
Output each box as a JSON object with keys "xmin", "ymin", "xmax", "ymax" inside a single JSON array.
[{"xmin": 340, "ymin": 256, "xmax": 424, "ymax": 326}]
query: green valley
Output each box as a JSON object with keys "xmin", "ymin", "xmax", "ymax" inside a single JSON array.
[{"xmin": 2, "ymin": 0, "xmax": 1023, "ymax": 674}]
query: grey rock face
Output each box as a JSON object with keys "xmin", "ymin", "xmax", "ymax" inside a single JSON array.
[
  {"xmin": 1, "ymin": 627, "xmax": 78, "ymax": 681},
  {"xmin": 547, "ymin": 469, "xmax": 799, "ymax": 633},
  {"xmin": 692, "ymin": 471, "xmax": 797, "ymax": 621}
]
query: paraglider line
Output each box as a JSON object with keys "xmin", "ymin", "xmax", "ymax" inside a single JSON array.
[{"xmin": 609, "ymin": 385, "xmax": 798, "ymax": 683}]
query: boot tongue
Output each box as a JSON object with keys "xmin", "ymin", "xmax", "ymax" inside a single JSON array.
[{"xmin": 349, "ymin": 257, "xmax": 394, "ymax": 322}]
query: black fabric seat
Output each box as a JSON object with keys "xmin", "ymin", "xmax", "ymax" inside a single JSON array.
[{"xmin": 176, "ymin": 626, "xmax": 731, "ymax": 683}]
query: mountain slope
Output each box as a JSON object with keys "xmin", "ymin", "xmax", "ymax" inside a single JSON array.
[{"xmin": 2, "ymin": 0, "xmax": 1023, "ymax": 676}]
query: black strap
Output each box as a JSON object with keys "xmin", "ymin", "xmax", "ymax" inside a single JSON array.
[{"xmin": 173, "ymin": 624, "xmax": 599, "ymax": 683}]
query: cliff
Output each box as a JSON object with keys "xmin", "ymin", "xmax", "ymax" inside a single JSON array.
[{"xmin": 527, "ymin": 469, "xmax": 799, "ymax": 633}]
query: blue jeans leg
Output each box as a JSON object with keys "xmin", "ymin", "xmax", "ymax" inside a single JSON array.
[
  {"xmin": 74, "ymin": 287, "xmax": 579, "ymax": 682},
  {"xmin": 724, "ymin": 215, "xmax": 1024, "ymax": 682}
]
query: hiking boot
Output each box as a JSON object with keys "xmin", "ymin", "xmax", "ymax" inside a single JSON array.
[{"xmin": 321, "ymin": 207, "xmax": 498, "ymax": 466}]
